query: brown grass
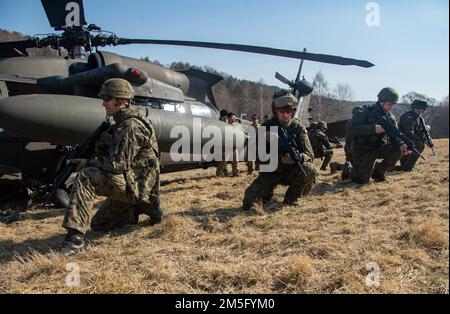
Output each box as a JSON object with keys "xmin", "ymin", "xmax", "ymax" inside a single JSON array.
[{"xmin": 0, "ymin": 139, "xmax": 448, "ymax": 294}]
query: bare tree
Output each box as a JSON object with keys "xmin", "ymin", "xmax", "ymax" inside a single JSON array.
[
  {"xmin": 331, "ymin": 83, "xmax": 355, "ymax": 120},
  {"xmin": 312, "ymin": 71, "xmax": 331, "ymax": 120},
  {"xmin": 401, "ymin": 91, "xmax": 438, "ymax": 106},
  {"xmin": 333, "ymin": 83, "xmax": 355, "ymax": 102},
  {"xmin": 441, "ymin": 95, "xmax": 449, "ymax": 107}
]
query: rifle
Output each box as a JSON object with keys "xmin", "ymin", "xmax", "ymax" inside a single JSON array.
[
  {"xmin": 372, "ymin": 110, "xmax": 426, "ymax": 160},
  {"xmin": 419, "ymin": 116, "xmax": 436, "ymax": 156},
  {"xmin": 329, "ymin": 136, "xmax": 344, "ymax": 148},
  {"xmin": 46, "ymin": 120, "xmax": 111, "ymax": 204},
  {"xmin": 277, "ymin": 124, "xmax": 308, "ymax": 176}
]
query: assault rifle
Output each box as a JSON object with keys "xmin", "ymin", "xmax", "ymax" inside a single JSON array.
[
  {"xmin": 372, "ymin": 111, "xmax": 426, "ymax": 160},
  {"xmin": 277, "ymin": 124, "xmax": 308, "ymax": 176},
  {"xmin": 419, "ymin": 116, "xmax": 436, "ymax": 156},
  {"xmin": 46, "ymin": 120, "xmax": 111, "ymax": 204}
]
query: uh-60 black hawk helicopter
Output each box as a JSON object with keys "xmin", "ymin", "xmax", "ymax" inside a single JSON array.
[{"xmin": 0, "ymin": 0, "xmax": 374, "ymax": 209}]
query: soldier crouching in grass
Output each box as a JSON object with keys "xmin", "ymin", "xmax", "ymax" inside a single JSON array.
[
  {"xmin": 242, "ymin": 90, "xmax": 317, "ymax": 210},
  {"xmin": 341, "ymin": 87, "xmax": 411, "ymax": 184},
  {"xmin": 397, "ymin": 100, "xmax": 429, "ymax": 172},
  {"xmin": 60, "ymin": 78, "xmax": 163, "ymax": 257}
]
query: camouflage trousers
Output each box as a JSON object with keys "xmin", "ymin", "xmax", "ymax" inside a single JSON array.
[
  {"xmin": 242, "ymin": 162, "xmax": 317, "ymax": 210},
  {"xmin": 247, "ymin": 160, "xmax": 260, "ymax": 174},
  {"xmin": 216, "ymin": 149, "xmax": 239, "ymax": 177},
  {"xmin": 349, "ymin": 144, "xmax": 402, "ymax": 184},
  {"xmin": 62, "ymin": 167, "xmax": 159, "ymax": 234},
  {"xmin": 316, "ymin": 149, "xmax": 334, "ymax": 170},
  {"xmin": 399, "ymin": 140, "xmax": 425, "ymax": 171}
]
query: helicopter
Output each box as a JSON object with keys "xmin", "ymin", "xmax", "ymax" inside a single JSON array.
[{"xmin": 0, "ymin": 0, "xmax": 374, "ymax": 206}]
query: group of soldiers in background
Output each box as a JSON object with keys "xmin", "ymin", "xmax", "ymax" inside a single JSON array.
[
  {"xmin": 323, "ymin": 88, "xmax": 431, "ymax": 183},
  {"xmin": 229, "ymin": 87, "xmax": 433, "ymax": 211},
  {"xmin": 56, "ymin": 79, "xmax": 433, "ymax": 257},
  {"xmin": 216, "ymin": 111, "xmax": 262, "ymax": 177}
]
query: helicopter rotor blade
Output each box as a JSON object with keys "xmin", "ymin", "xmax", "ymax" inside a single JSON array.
[
  {"xmin": 41, "ymin": 0, "xmax": 87, "ymax": 29},
  {"xmin": 118, "ymin": 38, "xmax": 375, "ymax": 68},
  {"xmin": 275, "ymin": 72, "xmax": 294, "ymax": 87},
  {"xmin": 0, "ymin": 39, "xmax": 39, "ymax": 51}
]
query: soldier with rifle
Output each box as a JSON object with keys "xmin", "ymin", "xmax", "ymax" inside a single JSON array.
[
  {"xmin": 242, "ymin": 90, "xmax": 317, "ymax": 210},
  {"xmin": 397, "ymin": 99, "xmax": 434, "ymax": 171},
  {"xmin": 59, "ymin": 78, "xmax": 163, "ymax": 256},
  {"xmin": 342, "ymin": 87, "xmax": 417, "ymax": 184},
  {"xmin": 309, "ymin": 121, "xmax": 335, "ymax": 171}
]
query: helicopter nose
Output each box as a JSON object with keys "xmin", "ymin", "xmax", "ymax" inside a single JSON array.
[{"xmin": 0, "ymin": 94, "xmax": 105, "ymax": 145}]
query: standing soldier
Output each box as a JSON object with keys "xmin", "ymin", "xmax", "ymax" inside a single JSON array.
[
  {"xmin": 216, "ymin": 109, "xmax": 229, "ymax": 177},
  {"xmin": 227, "ymin": 112, "xmax": 240, "ymax": 177},
  {"xmin": 60, "ymin": 78, "xmax": 162, "ymax": 257},
  {"xmin": 242, "ymin": 91, "xmax": 317, "ymax": 210},
  {"xmin": 398, "ymin": 100, "xmax": 428, "ymax": 171},
  {"xmin": 247, "ymin": 114, "xmax": 261, "ymax": 175},
  {"xmin": 309, "ymin": 121, "xmax": 335, "ymax": 171},
  {"xmin": 342, "ymin": 87, "xmax": 411, "ymax": 183}
]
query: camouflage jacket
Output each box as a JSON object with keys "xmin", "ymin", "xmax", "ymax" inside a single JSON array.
[
  {"xmin": 89, "ymin": 107, "xmax": 159, "ymax": 203},
  {"xmin": 399, "ymin": 110, "xmax": 425, "ymax": 142},
  {"xmin": 262, "ymin": 117, "xmax": 314, "ymax": 168},
  {"xmin": 309, "ymin": 129, "xmax": 334, "ymax": 156},
  {"xmin": 349, "ymin": 102, "xmax": 402, "ymax": 151}
]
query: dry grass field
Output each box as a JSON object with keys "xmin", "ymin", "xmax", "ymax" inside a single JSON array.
[{"xmin": 0, "ymin": 139, "xmax": 448, "ymax": 294}]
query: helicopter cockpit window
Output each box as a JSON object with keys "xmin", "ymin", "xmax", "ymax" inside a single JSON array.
[
  {"xmin": 175, "ymin": 103, "xmax": 186, "ymax": 114},
  {"xmin": 190, "ymin": 104, "xmax": 212, "ymax": 118},
  {"xmin": 162, "ymin": 103, "xmax": 176, "ymax": 112},
  {"xmin": 134, "ymin": 98, "xmax": 163, "ymax": 109}
]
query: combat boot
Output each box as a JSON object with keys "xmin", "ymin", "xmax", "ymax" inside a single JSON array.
[
  {"xmin": 134, "ymin": 204, "xmax": 164, "ymax": 226},
  {"xmin": 283, "ymin": 198, "xmax": 299, "ymax": 206},
  {"xmin": 371, "ymin": 169, "xmax": 386, "ymax": 182},
  {"xmin": 330, "ymin": 162, "xmax": 339, "ymax": 174},
  {"xmin": 60, "ymin": 229, "xmax": 85, "ymax": 257},
  {"xmin": 341, "ymin": 161, "xmax": 352, "ymax": 180},
  {"xmin": 148, "ymin": 207, "xmax": 164, "ymax": 226}
]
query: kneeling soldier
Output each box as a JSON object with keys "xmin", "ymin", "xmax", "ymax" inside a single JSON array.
[
  {"xmin": 60, "ymin": 78, "xmax": 162, "ymax": 256},
  {"xmin": 242, "ymin": 91, "xmax": 317, "ymax": 210},
  {"xmin": 310, "ymin": 121, "xmax": 335, "ymax": 171},
  {"xmin": 398, "ymin": 100, "xmax": 428, "ymax": 171}
]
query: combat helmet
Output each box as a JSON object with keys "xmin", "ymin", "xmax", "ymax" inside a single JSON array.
[
  {"xmin": 377, "ymin": 87, "xmax": 399, "ymax": 104},
  {"xmin": 271, "ymin": 90, "xmax": 298, "ymax": 115},
  {"xmin": 411, "ymin": 99, "xmax": 428, "ymax": 110},
  {"xmin": 317, "ymin": 121, "xmax": 328, "ymax": 131},
  {"xmin": 99, "ymin": 78, "xmax": 134, "ymax": 100}
]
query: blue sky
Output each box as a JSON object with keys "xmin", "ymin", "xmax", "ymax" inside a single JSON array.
[{"xmin": 0, "ymin": 0, "xmax": 448, "ymax": 101}]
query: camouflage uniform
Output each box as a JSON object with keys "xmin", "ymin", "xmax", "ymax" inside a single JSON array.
[
  {"xmin": 346, "ymin": 102, "xmax": 402, "ymax": 184},
  {"xmin": 243, "ymin": 91, "xmax": 317, "ymax": 210},
  {"xmin": 309, "ymin": 122, "xmax": 334, "ymax": 171},
  {"xmin": 247, "ymin": 120, "xmax": 261, "ymax": 174},
  {"xmin": 398, "ymin": 110, "xmax": 426, "ymax": 171},
  {"xmin": 216, "ymin": 114, "xmax": 229, "ymax": 177},
  {"xmin": 229, "ymin": 121, "xmax": 240, "ymax": 177},
  {"xmin": 62, "ymin": 107, "xmax": 160, "ymax": 234}
]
